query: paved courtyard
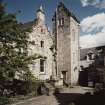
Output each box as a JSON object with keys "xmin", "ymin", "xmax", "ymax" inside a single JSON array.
[
  {"xmin": 12, "ymin": 86, "xmax": 94, "ymax": 105},
  {"xmin": 12, "ymin": 95, "xmax": 59, "ymax": 105}
]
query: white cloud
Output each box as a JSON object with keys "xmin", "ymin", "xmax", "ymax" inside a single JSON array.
[
  {"xmin": 81, "ymin": 13, "xmax": 105, "ymax": 33},
  {"xmin": 80, "ymin": 12, "xmax": 105, "ymax": 48},
  {"xmin": 80, "ymin": 0, "xmax": 105, "ymax": 9},
  {"xmin": 81, "ymin": 0, "xmax": 100, "ymax": 6}
]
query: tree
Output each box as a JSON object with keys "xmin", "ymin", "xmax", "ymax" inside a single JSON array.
[{"xmin": 0, "ymin": 2, "xmax": 41, "ymax": 81}]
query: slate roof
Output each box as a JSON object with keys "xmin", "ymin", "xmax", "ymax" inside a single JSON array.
[{"xmin": 80, "ymin": 46, "xmax": 105, "ymax": 60}]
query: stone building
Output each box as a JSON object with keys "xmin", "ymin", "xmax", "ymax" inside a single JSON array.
[
  {"xmin": 27, "ymin": 6, "xmax": 53, "ymax": 80},
  {"xmin": 24, "ymin": 2, "xmax": 80, "ymax": 85},
  {"xmin": 52, "ymin": 2, "xmax": 80, "ymax": 85},
  {"xmin": 80, "ymin": 46, "xmax": 105, "ymax": 87}
]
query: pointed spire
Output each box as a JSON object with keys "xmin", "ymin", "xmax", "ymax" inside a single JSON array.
[
  {"xmin": 39, "ymin": 5, "xmax": 43, "ymax": 12},
  {"xmin": 37, "ymin": 4, "xmax": 44, "ymax": 13}
]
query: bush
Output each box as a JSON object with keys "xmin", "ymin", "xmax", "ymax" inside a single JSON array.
[
  {"xmin": 12, "ymin": 79, "xmax": 39, "ymax": 95},
  {"xmin": 0, "ymin": 79, "xmax": 41, "ymax": 97},
  {"xmin": 0, "ymin": 96, "xmax": 10, "ymax": 105}
]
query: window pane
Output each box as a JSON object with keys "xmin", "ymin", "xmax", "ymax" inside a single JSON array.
[
  {"xmin": 40, "ymin": 41, "xmax": 44, "ymax": 47},
  {"xmin": 40, "ymin": 59, "xmax": 44, "ymax": 72}
]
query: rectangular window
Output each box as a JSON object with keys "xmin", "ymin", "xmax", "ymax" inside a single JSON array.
[
  {"xmin": 40, "ymin": 59, "xmax": 44, "ymax": 72},
  {"xmin": 40, "ymin": 41, "xmax": 44, "ymax": 47},
  {"xmin": 61, "ymin": 18, "xmax": 64, "ymax": 25},
  {"xmin": 58, "ymin": 18, "xmax": 64, "ymax": 26}
]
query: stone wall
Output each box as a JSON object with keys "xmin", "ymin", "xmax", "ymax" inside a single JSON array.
[{"xmin": 70, "ymin": 17, "xmax": 80, "ymax": 85}]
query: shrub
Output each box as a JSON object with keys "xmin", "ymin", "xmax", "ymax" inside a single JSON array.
[{"xmin": 0, "ymin": 96, "xmax": 10, "ymax": 105}]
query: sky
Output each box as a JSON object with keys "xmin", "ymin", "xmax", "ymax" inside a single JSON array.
[{"xmin": 2, "ymin": 0, "xmax": 105, "ymax": 49}]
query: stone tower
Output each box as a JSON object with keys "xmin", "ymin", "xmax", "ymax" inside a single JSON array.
[{"xmin": 52, "ymin": 2, "xmax": 80, "ymax": 85}]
